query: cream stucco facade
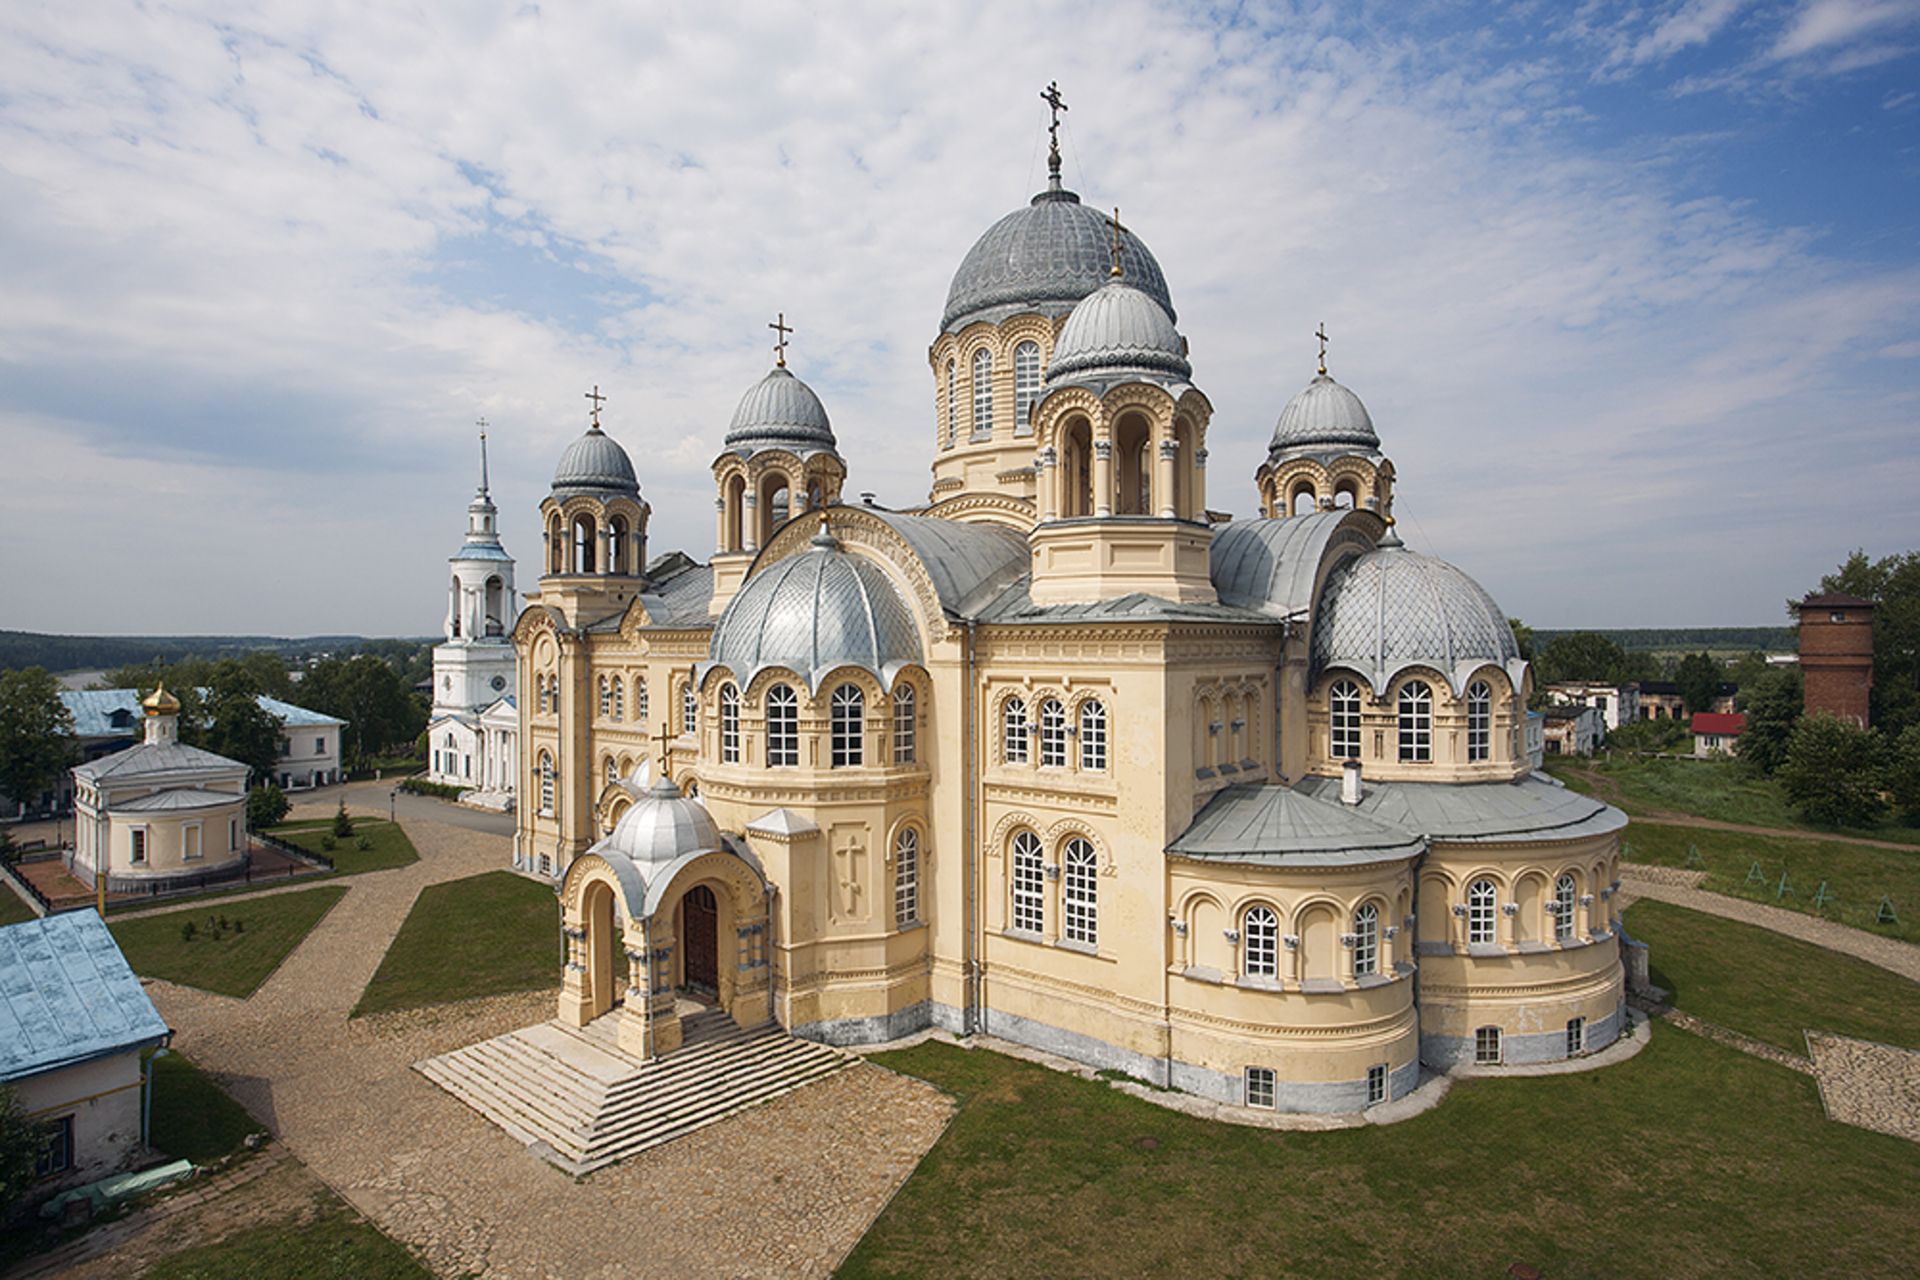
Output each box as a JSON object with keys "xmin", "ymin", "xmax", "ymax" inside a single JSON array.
[{"xmin": 507, "ymin": 138, "xmax": 1628, "ymax": 1114}]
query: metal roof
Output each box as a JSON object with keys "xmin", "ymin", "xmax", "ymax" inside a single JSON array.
[
  {"xmin": 0, "ymin": 911, "xmax": 170, "ymax": 1084},
  {"xmin": 1293, "ymin": 773, "xmax": 1627, "ymax": 844},
  {"xmin": 73, "ymin": 739, "xmax": 248, "ymax": 783},
  {"xmin": 859, "ymin": 510, "xmax": 1031, "ymax": 618},
  {"xmin": 1269, "ymin": 373, "xmax": 1379, "ymax": 454},
  {"xmin": 636, "ymin": 562, "xmax": 716, "ymax": 629},
  {"xmin": 551, "ymin": 425, "xmax": 640, "ymax": 499},
  {"xmin": 1310, "ymin": 538, "xmax": 1525, "ymax": 696},
  {"xmin": 976, "ymin": 577, "xmax": 1279, "ymax": 626},
  {"xmin": 1045, "ymin": 278, "xmax": 1190, "ymax": 386},
  {"xmin": 723, "ymin": 366, "xmax": 838, "ymax": 455},
  {"xmin": 111, "ymin": 788, "xmax": 244, "ymax": 813},
  {"xmin": 256, "ymin": 696, "xmax": 344, "ymax": 728},
  {"xmin": 1209, "ymin": 511, "xmax": 1372, "ymax": 618},
  {"xmin": 1168, "ymin": 784, "xmax": 1425, "ymax": 867},
  {"xmin": 60, "ymin": 689, "xmax": 144, "ymax": 739}
]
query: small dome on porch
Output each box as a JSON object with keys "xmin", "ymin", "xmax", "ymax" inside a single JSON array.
[{"xmin": 596, "ymin": 776, "xmax": 723, "ymax": 870}]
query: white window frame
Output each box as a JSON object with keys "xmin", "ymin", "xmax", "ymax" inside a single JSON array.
[
  {"xmin": 1566, "ymin": 1016, "xmax": 1586, "ymax": 1055},
  {"xmin": 894, "ymin": 827, "xmax": 920, "ymax": 927},
  {"xmin": 1398, "ymin": 680, "xmax": 1433, "ymax": 763},
  {"xmin": 1367, "ymin": 1064, "xmax": 1387, "ymax": 1106},
  {"xmin": 971, "ymin": 347, "xmax": 993, "ymax": 439},
  {"xmin": 1014, "ymin": 340, "xmax": 1041, "ymax": 435},
  {"xmin": 1353, "ymin": 902, "xmax": 1380, "ymax": 976},
  {"xmin": 1243, "ymin": 905, "xmax": 1278, "ymax": 978},
  {"xmin": 766, "ymin": 684, "xmax": 799, "ymax": 767},
  {"xmin": 1467, "ymin": 879, "xmax": 1497, "ymax": 945},
  {"xmin": 599, "ymin": 676, "xmax": 612, "ymax": 718},
  {"xmin": 183, "ymin": 822, "xmax": 202, "ymax": 861},
  {"xmin": 1063, "ymin": 837, "xmax": 1097, "ymax": 946},
  {"xmin": 605, "ymin": 756, "xmax": 618, "ymax": 787},
  {"xmin": 1039, "ymin": 698, "xmax": 1067, "ymax": 768},
  {"xmin": 1467, "ymin": 680, "xmax": 1491, "ymax": 762},
  {"xmin": 1475, "ymin": 1025, "xmax": 1502, "ymax": 1065},
  {"xmin": 612, "ymin": 679, "xmax": 624, "ymax": 721},
  {"xmin": 228, "ymin": 817, "xmax": 239, "ymax": 851},
  {"xmin": 129, "ymin": 826, "xmax": 148, "ymax": 865},
  {"xmin": 539, "ymin": 753, "xmax": 555, "ymax": 816},
  {"xmin": 1330, "ymin": 679, "xmax": 1361, "ymax": 760},
  {"xmin": 892, "ymin": 685, "xmax": 917, "ymax": 765},
  {"xmin": 1010, "ymin": 831, "xmax": 1044, "ymax": 934},
  {"xmin": 945, "ymin": 359, "xmax": 957, "ymax": 448},
  {"xmin": 681, "ymin": 681, "xmax": 698, "ymax": 737},
  {"xmin": 1553, "ymin": 873, "xmax": 1578, "ymax": 942},
  {"xmin": 1078, "ymin": 699, "xmax": 1107, "ymax": 772},
  {"xmin": 831, "ymin": 683, "xmax": 864, "ymax": 768},
  {"xmin": 635, "ymin": 677, "xmax": 649, "ymax": 725},
  {"xmin": 1003, "ymin": 696, "xmax": 1029, "ymax": 764},
  {"xmin": 1246, "ymin": 1066, "xmax": 1276, "ymax": 1109},
  {"xmin": 719, "ymin": 683, "xmax": 740, "ymax": 764}
]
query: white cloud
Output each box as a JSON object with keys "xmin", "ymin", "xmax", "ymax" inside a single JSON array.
[{"xmin": 1771, "ymin": 0, "xmax": 1920, "ymax": 59}]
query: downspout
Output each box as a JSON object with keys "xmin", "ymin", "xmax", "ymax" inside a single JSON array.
[{"xmin": 964, "ymin": 618, "xmax": 980, "ymax": 1037}]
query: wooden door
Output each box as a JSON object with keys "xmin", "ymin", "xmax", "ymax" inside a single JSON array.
[{"xmin": 683, "ymin": 884, "xmax": 718, "ymax": 994}]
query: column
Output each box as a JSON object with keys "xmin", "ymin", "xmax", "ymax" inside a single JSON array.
[
  {"xmin": 1093, "ymin": 439, "xmax": 1113, "ymax": 518},
  {"xmin": 742, "ymin": 493, "xmax": 760, "ymax": 552},
  {"xmin": 1156, "ymin": 437, "xmax": 1178, "ymax": 519},
  {"xmin": 714, "ymin": 496, "xmax": 728, "ymax": 552},
  {"xmin": 1037, "ymin": 447, "xmax": 1058, "ymax": 521}
]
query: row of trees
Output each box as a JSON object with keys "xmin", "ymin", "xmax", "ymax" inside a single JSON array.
[{"xmin": 1514, "ymin": 625, "xmax": 1745, "ymax": 717}]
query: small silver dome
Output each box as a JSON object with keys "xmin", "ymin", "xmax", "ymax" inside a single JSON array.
[
  {"xmin": 552, "ymin": 426, "xmax": 640, "ymax": 499},
  {"xmin": 597, "ymin": 776, "xmax": 722, "ymax": 869},
  {"xmin": 1311, "ymin": 538, "xmax": 1522, "ymax": 695},
  {"xmin": 708, "ymin": 532, "xmax": 922, "ymax": 692},
  {"xmin": 724, "ymin": 366, "xmax": 837, "ymax": 455},
  {"xmin": 1046, "ymin": 278, "xmax": 1191, "ymax": 385},
  {"xmin": 943, "ymin": 187, "xmax": 1174, "ymax": 334},
  {"xmin": 1270, "ymin": 374, "xmax": 1379, "ymax": 454}
]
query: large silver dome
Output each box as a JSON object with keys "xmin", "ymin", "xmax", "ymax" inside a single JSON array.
[
  {"xmin": 1046, "ymin": 278, "xmax": 1191, "ymax": 385},
  {"xmin": 552, "ymin": 426, "xmax": 640, "ymax": 498},
  {"xmin": 1270, "ymin": 374, "xmax": 1379, "ymax": 454},
  {"xmin": 943, "ymin": 186, "xmax": 1174, "ymax": 334},
  {"xmin": 1311, "ymin": 538, "xmax": 1522, "ymax": 695},
  {"xmin": 708, "ymin": 532, "xmax": 922, "ymax": 692},
  {"xmin": 723, "ymin": 366, "xmax": 837, "ymax": 456}
]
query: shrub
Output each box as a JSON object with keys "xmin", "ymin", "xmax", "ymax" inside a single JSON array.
[
  {"xmin": 246, "ymin": 782, "xmax": 290, "ymax": 831},
  {"xmin": 320, "ymin": 835, "xmax": 336, "ymax": 852},
  {"xmin": 1780, "ymin": 713, "xmax": 1888, "ymax": 828},
  {"xmin": 356, "ymin": 835, "xmax": 371, "ymax": 851},
  {"xmin": 0, "ymin": 1085, "xmax": 44, "ymax": 1214},
  {"xmin": 180, "ymin": 921, "xmax": 197, "ymax": 942},
  {"xmin": 398, "ymin": 777, "xmax": 463, "ymax": 800},
  {"xmin": 331, "ymin": 801, "xmax": 354, "ymax": 839}
]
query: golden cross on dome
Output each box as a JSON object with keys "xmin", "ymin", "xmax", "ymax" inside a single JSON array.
[
  {"xmin": 769, "ymin": 312, "xmax": 793, "ymax": 368},
  {"xmin": 584, "ymin": 384, "xmax": 606, "ymax": 428},
  {"xmin": 653, "ymin": 717, "xmax": 675, "ymax": 782},
  {"xmin": 1315, "ymin": 322, "xmax": 1329, "ymax": 376},
  {"xmin": 1108, "ymin": 207, "xmax": 1126, "ymax": 278}
]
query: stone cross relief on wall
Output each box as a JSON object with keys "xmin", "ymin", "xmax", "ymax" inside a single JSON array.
[{"xmin": 830, "ymin": 828, "xmax": 867, "ymax": 923}]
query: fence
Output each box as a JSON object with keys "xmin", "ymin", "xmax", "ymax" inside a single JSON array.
[
  {"xmin": 0, "ymin": 853, "xmax": 55, "ymax": 917},
  {"xmin": 253, "ymin": 830, "xmax": 335, "ymax": 872}
]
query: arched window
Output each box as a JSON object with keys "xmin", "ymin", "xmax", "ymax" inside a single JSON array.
[
  {"xmin": 598, "ymin": 677, "xmax": 611, "ymax": 719},
  {"xmin": 1011, "ymin": 831, "xmax": 1044, "ymax": 934},
  {"xmin": 894, "ymin": 827, "xmax": 920, "ymax": 927},
  {"xmin": 536, "ymin": 675, "xmax": 549, "ymax": 715},
  {"xmin": 892, "ymin": 685, "xmax": 917, "ymax": 764},
  {"xmin": 681, "ymin": 680, "xmax": 697, "ymax": 736},
  {"xmin": 548, "ymin": 515, "xmax": 564, "ymax": 573},
  {"xmin": 1354, "ymin": 902, "xmax": 1380, "ymax": 976},
  {"xmin": 635, "ymin": 677, "xmax": 649, "ymax": 725},
  {"xmin": 611, "ymin": 677, "xmax": 624, "ymax": 721},
  {"xmin": 1398, "ymin": 680, "xmax": 1433, "ymax": 763},
  {"xmin": 1243, "ymin": 905, "xmax": 1278, "ymax": 978},
  {"xmin": 1467, "ymin": 879, "xmax": 1497, "ymax": 946},
  {"xmin": 831, "ymin": 684, "xmax": 864, "ymax": 767},
  {"xmin": 971, "ymin": 348, "xmax": 993, "ymax": 439},
  {"xmin": 945, "ymin": 359, "xmax": 957, "ymax": 447},
  {"xmin": 608, "ymin": 515, "xmax": 629, "ymax": 574},
  {"xmin": 766, "ymin": 684, "xmax": 799, "ymax": 767},
  {"xmin": 538, "ymin": 751, "xmax": 555, "ymax": 816},
  {"xmin": 719, "ymin": 683, "xmax": 740, "ymax": 764},
  {"xmin": 1330, "ymin": 680, "xmax": 1361, "ymax": 760},
  {"xmin": 1014, "ymin": 340, "xmax": 1041, "ymax": 435},
  {"xmin": 1553, "ymin": 873, "xmax": 1578, "ymax": 942},
  {"xmin": 604, "ymin": 756, "xmax": 618, "ymax": 787},
  {"xmin": 1079, "ymin": 699, "xmax": 1107, "ymax": 771},
  {"xmin": 1063, "ymin": 838, "xmax": 1097, "ymax": 946},
  {"xmin": 1003, "ymin": 696, "xmax": 1029, "ymax": 764},
  {"xmin": 1039, "ymin": 698, "xmax": 1067, "ymax": 768},
  {"xmin": 1467, "ymin": 680, "xmax": 1492, "ymax": 762},
  {"xmin": 571, "ymin": 514, "xmax": 596, "ymax": 574}
]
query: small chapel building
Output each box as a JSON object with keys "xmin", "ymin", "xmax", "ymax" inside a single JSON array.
[{"xmin": 508, "ymin": 120, "xmax": 1629, "ymax": 1113}]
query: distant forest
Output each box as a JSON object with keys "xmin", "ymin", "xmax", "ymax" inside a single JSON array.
[
  {"xmin": 1532, "ymin": 627, "xmax": 1795, "ymax": 653},
  {"xmin": 0, "ymin": 630, "xmax": 433, "ymax": 675}
]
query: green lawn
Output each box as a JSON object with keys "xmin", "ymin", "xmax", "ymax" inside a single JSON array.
[
  {"xmin": 1625, "ymin": 899, "xmax": 1920, "ymax": 1052},
  {"xmin": 846, "ymin": 1028, "xmax": 1920, "ymax": 1279},
  {"xmin": 352, "ymin": 870, "xmax": 558, "ymax": 1018},
  {"xmin": 110, "ymin": 886, "xmax": 346, "ymax": 997},
  {"xmin": 1622, "ymin": 821, "xmax": 1918, "ymax": 943},
  {"xmin": 1548, "ymin": 754, "xmax": 1920, "ymax": 846},
  {"xmin": 147, "ymin": 1050, "xmax": 268, "ymax": 1164},
  {"xmin": 0, "ymin": 883, "xmax": 37, "ymax": 925},
  {"xmin": 267, "ymin": 817, "xmax": 419, "ymax": 875},
  {"xmin": 141, "ymin": 1191, "xmax": 430, "ymax": 1280}
]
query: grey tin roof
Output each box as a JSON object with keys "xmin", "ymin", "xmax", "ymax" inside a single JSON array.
[
  {"xmin": 73, "ymin": 739, "xmax": 248, "ymax": 783},
  {"xmin": 1045, "ymin": 278, "xmax": 1190, "ymax": 386},
  {"xmin": 112, "ymin": 787, "xmax": 243, "ymax": 813},
  {"xmin": 1269, "ymin": 373, "xmax": 1379, "ymax": 454},
  {"xmin": 636, "ymin": 562, "xmax": 717, "ymax": 629},
  {"xmin": 1209, "ymin": 511, "xmax": 1373, "ymax": 618},
  {"xmin": 1294, "ymin": 773, "xmax": 1627, "ymax": 844},
  {"xmin": 723, "ymin": 366, "xmax": 838, "ymax": 456},
  {"xmin": 0, "ymin": 911, "xmax": 170, "ymax": 1083},
  {"xmin": 1310, "ymin": 538, "xmax": 1525, "ymax": 696},
  {"xmin": 551, "ymin": 425, "xmax": 640, "ymax": 499},
  {"xmin": 1168, "ymin": 784, "xmax": 1425, "ymax": 866},
  {"xmin": 859, "ymin": 511, "xmax": 1031, "ymax": 618}
]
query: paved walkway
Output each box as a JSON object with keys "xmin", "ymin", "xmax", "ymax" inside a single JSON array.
[
  {"xmin": 1620, "ymin": 869, "xmax": 1920, "ymax": 982},
  {"xmin": 132, "ymin": 795, "xmax": 952, "ymax": 1278}
]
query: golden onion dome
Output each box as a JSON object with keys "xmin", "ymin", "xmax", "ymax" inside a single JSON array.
[{"xmin": 142, "ymin": 683, "xmax": 181, "ymax": 716}]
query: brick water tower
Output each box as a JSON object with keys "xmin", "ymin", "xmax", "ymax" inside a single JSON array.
[{"xmin": 1794, "ymin": 592, "xmax": 1875, "ymax": 726}]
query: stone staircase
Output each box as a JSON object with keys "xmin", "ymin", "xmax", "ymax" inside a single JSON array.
[{"xmin": 415, "ymin": 1008, "xmax": 853, "ymax": 1174}]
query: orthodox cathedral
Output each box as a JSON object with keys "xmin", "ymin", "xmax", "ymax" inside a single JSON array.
[{"xmin": 505, "ymin": 114, "xmax": 1628, "ymax": 1113}]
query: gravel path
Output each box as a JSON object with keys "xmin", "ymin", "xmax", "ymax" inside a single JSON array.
[
  {"xmin": 1619, "ymin": 870, "xmax": 1920, "ymax": 982},
  {"xmin": 1808, "ymin": 1033, "xmax": 1920, "ymax": 1145}
]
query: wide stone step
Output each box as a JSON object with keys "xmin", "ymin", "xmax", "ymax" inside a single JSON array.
[
  {"xmin": 417, "ymin": 1055, "xmax": 595, "ymax": 1162},
  {"xmin": 477, "ymin": 1035, "xmax": 612, "ymax": 1111},
  {"xmin": 582, "ymin": 1057, "xmax": 853, "ymax": 1168},
  {"xmin": 592, "ymin": 1035, "xmax": 843, "ymax": 1127},
  {"xmin": 451, "ymin": 1042, "xmax": 606, "ymax": 1135}
]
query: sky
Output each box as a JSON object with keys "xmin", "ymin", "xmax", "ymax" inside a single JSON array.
[{"xmin": 1, "ymin": 0, "xmax": 1917, "ymax": 637}]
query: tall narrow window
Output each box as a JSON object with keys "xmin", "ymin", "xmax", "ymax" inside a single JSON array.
[
  {"xmin": 1063, "ymin": 837, "xmax": 1098, "ymax": 946},
  {"xmin": 1079, "ymin": 699, "xmax": 1107, "ymax": 772},
  {"xmin": 1014, "ymin": 340, "xmax": 1041, "ymax": 435},
  {"xmin": 130, "ymin": 828, "xmax": 146, "ymax": 864},
  {"xmin": 894, "ymin": 827, "xmax": 920, "ymax": 927},
  {"xmin": 635, "ymin": 677, "xmax": 649, "ymax": 725},
  {"xmin": 612, "ymin": 678, "xmax": 625, "ymax": 721},
  {"xmin": 945, "ymin": 359, "xmax": 957, "ymax": 447},
  {"xmin": 599, "ymin": 677, "xmax": 611, "ymax": 718},
  {"xmin": 682, "ymin": 681, "xmax": 697, "ymax": 736},
  {"xmin": 539, "ymin": 752, "xmax": 555, "ymax": 816},
  {"xmin": 605, "ymin": 756, "xmax": 618, "ymax": 786},
  {"xmin": 1353, "ymin": 902, "xmax": 1380, "ymax": 976},
  {"xmin": 1398, "ymin": 680, "xmax": 1433, "ymax": 763},
  {"xmin": 720, "ymin": 683, "xmax": 740, "ymax": 764},
  {"xmin": 1040, "ymin": 698, "xmax": 1067, "ymax": 768},
  {"xmin": 831, "ymin": 684, "xmax": 864, "ymax": 767},
  {"xmin": 1566, "ymin": 1017, "xmax": 1586, "ymax": 1056},
  {"xmin": 971, "ymin": 348, "xmax": 993, "ymax": 439},
  {"xmin": 892, "ymin": 685, "xmax": 917, "ymax": 764},
  {"xmin": 1003, "ymin": 696, "xmax": 1029, "ymax": 764},
  {"xmin": 1552, "ymin": 873, "xmax": 1578, "ymax": 942},
  {"xmin": 1011, "ymin": 831, "xmax": 1044, "ymax": 934},
  {"xmin": 1467, "ymin": 879, "xmax": 1497, "ymax": 945},
  {"xmin": 1243, "ymin": 905, "xmax": 1278, "ymax": 978},
  {"xmin": 1367, "ymin": 1064, "xmax": 1387, "ymax": 1106},
  {"xmin": 1467, "ymin": 680, "xmax": 1491, "ymax": 762},
  {"xmin": 766, "ymin": 684, "xmax": 799, "ymax": 767},
  {"xmin": 1330, "ymin": 679, "xmax": 1361, "ymax": 759}
]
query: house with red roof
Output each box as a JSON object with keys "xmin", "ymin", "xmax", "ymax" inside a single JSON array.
[{"xmin": 1691, "ymin": 712, "xmax": 1747, "ymax": 758}]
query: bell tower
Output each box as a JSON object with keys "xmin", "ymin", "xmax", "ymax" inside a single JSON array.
[
  {"xmin": 1255, "ymin": 329, "xmax": 1395, "ymax": 521},
  {"xmin": 531, "ymin": 386, "xmax": 652, "ymax": 630}
]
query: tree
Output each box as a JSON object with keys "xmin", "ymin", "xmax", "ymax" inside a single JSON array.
[
  {"xmin": 247, "ymin": 782, "xmax": 290, "ymax": 830},
  {"xmin": 0, "ymin": 1085, "xmax": 45, "ymax": 1213},
  {"xmin": 1534, "ymin": 632, "xmax": 1631, "ymax": 687},
  {"xmin": 1778, "ymin": 713, "xmax": 1887, "ymax": 828},
  {"xmin": 1507, "ymin": 618, "xmax": 1535, "ymax": 662},
  {"xmin": 299, "ymin": 655, "xmax": 425, "ymax": 763},
  {"xmin": 1674, "ymin": 652, "xmax": 1726, "ymax": 716},
  {"xmin": 1888, "ymin": 724, "xmax": 1920, "ymax": 824},
  {"xmin": 0, "ymin": 667, "xmax": 76, "ymax": 814},
  {"xmin": 1819, "ymin": 549, "xmax": 1920, "ymax": 735},
  {"xmin": 191, "ymin": 661, "xmax": 284, "ymax": 783},
  {"xmin": 1737, "ymin": 666, "xmax": 1802, "ymax": 776}
]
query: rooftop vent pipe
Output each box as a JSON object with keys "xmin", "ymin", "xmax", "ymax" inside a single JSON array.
[{"xmin": 1341, "ymin": 759, "xmax": 1363, "ymax": 806}]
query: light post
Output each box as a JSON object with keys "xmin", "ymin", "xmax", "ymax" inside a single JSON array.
[{"xmin": 389, "ymin": 789, "xmax": 398, "ymax": 825}]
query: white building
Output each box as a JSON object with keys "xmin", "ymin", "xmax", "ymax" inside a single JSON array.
[
  {"xmin": 427, "ymin": 430, "xmax": 518, "ymax": 806},
  {"xmin": 1544, "ymin": 681, "xmax": 1637, "ymax": 734},
  {"xmin": 264, "ymin": 696, "xmax": 344, "ymax": 789}
]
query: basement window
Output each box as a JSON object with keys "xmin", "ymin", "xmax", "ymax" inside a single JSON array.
[{"xmin": 1245, "ymin": 1066, "xmax": 1276, "ymax": 1110}]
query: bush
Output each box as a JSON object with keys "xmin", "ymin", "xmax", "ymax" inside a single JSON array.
[
  {"xmin": 356, "ymin": 835, "xmax": 371, "ymax": 851},
  {"xmin": 398, "ymin": 777, "xmax": 463, "ymax": 800},
  {"xmin": 0, "ymin": 1085, "xmax": 44, "ymax": 1214},
  {"xmin": 320, "ymin": 835, "xmax": 336, "ymax": 852},
  {"xmin": 1605, "ymin": 716, "xmax": 1689, "ymax": 754},
  {"xmin": 1890, "ymin": 724, "xmax": 1920, "ymax": 824},
  {"xmin": 246, "ymin": 783, "xmax": 290, "ymax": 831},
  {"xmin": 1780, "ymin": 713, "xmax": 1888, "ymax": 828},
  {"xmin": 180, "ymin": 921, "xmax": 196, "ymax": 942},
  {"xmin": 331, "ymin": 801, "xmax": 354, "ymax": 839}
]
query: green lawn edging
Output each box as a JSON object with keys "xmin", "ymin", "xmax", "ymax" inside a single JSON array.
[
  {"xmin": 110, "ymin": 886, "xmax": 347, "ymax": 997},
  {"xmin": 352, "ymin": 871, "xmax": 558, "ymax": 1018}
]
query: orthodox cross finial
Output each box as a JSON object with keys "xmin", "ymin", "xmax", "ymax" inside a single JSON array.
[
  {"xmin": 1315, "ymin": 322, "xmax": 1329, "ymax": 376},
  {"xmin": 769, "ymin": 312, "xmax": 793, "ymax": 368},
  {"xmin": 1108, "ymin": 207, "xmax": 1125, "ymax": 278},
  {"xmin": 476, "ymin": 417, "xmax": 490, "ymax": 494},
  {"xmin": 653, "ymin": 717, "xmax": 675, "ymax": 782},
  {"xmin": 1041, "ymin": 80, "xmax": 1068, "ymax": 187},
  {"xmin": 584, "ymin": 385, "xmax": 606, "ymax": 428}
]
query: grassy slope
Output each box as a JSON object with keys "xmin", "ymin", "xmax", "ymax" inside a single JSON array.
[
  {"xmin": 110, "ymin": 886, "xmax": 346, "ymax": 997},
  {"xmin": 1623, "ymin": 821, "xmax": 1918, "ymax": 943},
  {"xmin": 1626, "ymin": 899, "xmax": 1920, "ymax": 1051},
  {"xmin": 268, "ymin": 818, "xmax": 419, "ymax": 875},
  {"xmin": 0, "ymin": 884, "xmax": 36, "ymax": 925},
  {"xmin": 1548, "ymin": 755, "xmax": 1920, "ymax": 846},
  {"xmin": 352, "ymin": 870, "xmax": 558, "ymax": 1018}
]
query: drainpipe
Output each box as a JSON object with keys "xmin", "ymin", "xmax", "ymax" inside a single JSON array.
[
  {"xmin": 964, "ymin": 619, "xmax": 980, "ymax": 1037},
  {"xmin": 142, "ymin": 1043, "xmax": 171, "ymax": 1148}
]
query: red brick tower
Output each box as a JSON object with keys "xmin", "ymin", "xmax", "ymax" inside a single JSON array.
[{"xmin": 1795, "ymin": 592, "xmax": 1875, "ymax": 726}]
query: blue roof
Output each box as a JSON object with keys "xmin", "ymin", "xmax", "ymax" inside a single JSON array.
[
  {"xmin": 255, "ymin": 695, "xmax": 344, "ymax": 728},
  {"xmin": 61, "ymin": 690, "xmax": 344, "ymax": 737},
  {"xmin": 0, "ymin": 911, "xmax": 170, "ymax": 1083}
]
